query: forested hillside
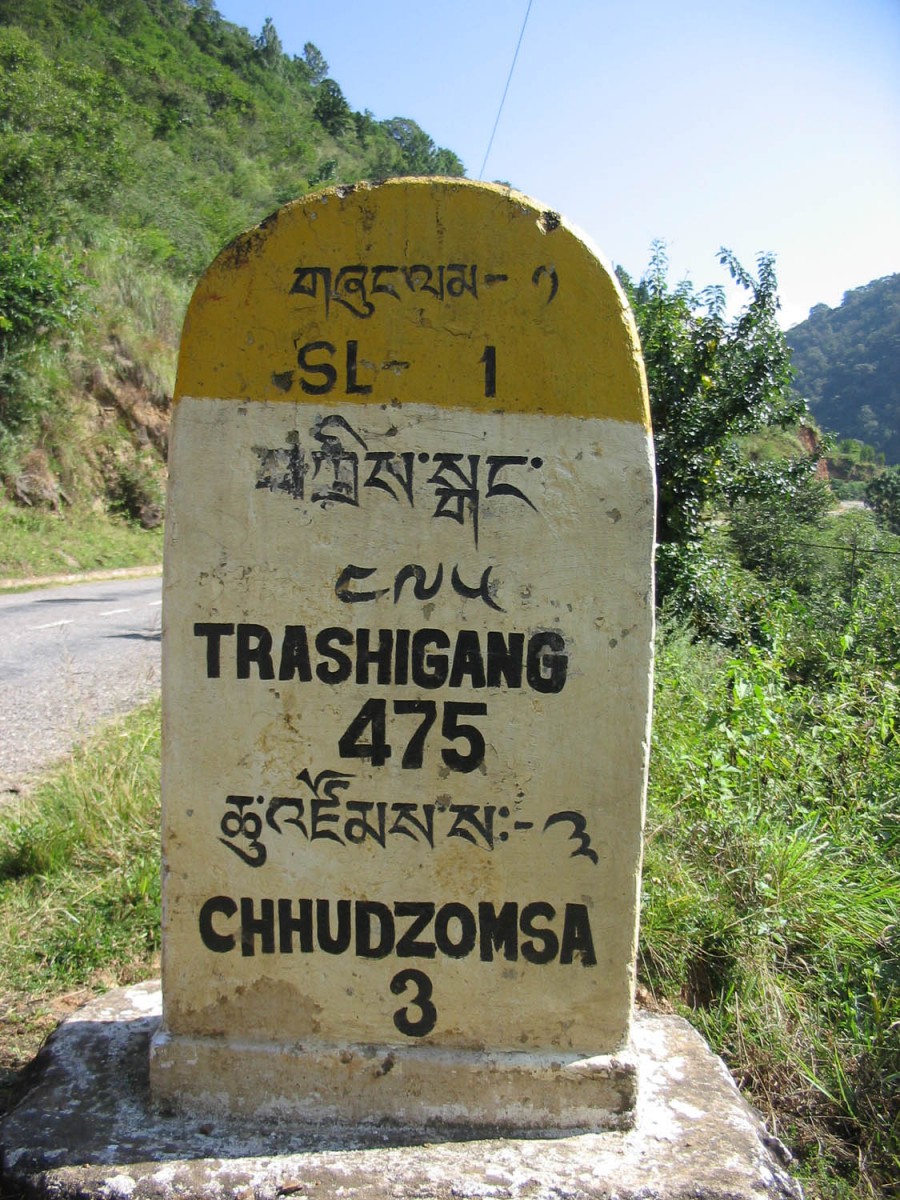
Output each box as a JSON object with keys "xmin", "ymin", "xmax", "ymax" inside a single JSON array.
[
  {"xmin": 787, "ymin": 274, "xmax": 900, "ymax": 464},
  {"xmin": 0, "ymin": 0, "xmax": 462, "ymax": 516}
]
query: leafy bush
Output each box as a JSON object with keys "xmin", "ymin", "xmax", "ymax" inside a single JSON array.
[
  {"xmin": 0, "ymin": 217, "xmax": 82, "ymax": 408},
  {"xmin": 866, "ymin": 466, "xmax": 900, "ymax": 535}
]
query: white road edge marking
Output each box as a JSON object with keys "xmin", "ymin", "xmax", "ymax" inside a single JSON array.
[
  {"xmin": 99, "ymin": 608, "xmax": 132, "ymax": 616},
  {"xmin": 30, "ymin": 619, "xmax": 74, "ymax": 630}
]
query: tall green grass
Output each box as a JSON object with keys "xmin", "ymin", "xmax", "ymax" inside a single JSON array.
[
  {"xmin": 0, "ymin": 699, "xmax": 161, "ymax": 989},
  {"xmin": 644, "ymin": 615, "xmax": 898, "ymax": 1197}
]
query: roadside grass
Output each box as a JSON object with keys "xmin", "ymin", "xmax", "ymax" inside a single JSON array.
[
  {"xmin": 644, "ymin": 618, "xmax": 899, "ymax": 1198},
  {"xmin": 0, "ymin": 622, "xmax": 896, "ymax": 1198},
  {"xmin": 0, "ymin": 699, "xmax": 161, "ymax": 1115},
  {"xmin": 0, "ymin": 501, "xmax": 163, "ymax": 581}
]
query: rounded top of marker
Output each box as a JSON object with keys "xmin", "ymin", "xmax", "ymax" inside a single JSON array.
[{"xmin": 175, "ymin": 177, "xmax": 650, "ymax": 428}]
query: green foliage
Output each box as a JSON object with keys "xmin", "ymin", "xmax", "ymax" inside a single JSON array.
[
  {"xmin": 727, "ymin": 476, "xmax": 832, "ymax": 593},
  {"xmin": 103, "ymin": 453, "xmax": 164, "ymax": 526},
  {"xmin": 0, "ymin": 498, "xmax": 164, "ymax": 577},
  {"xmin": 0, "ymin": 26, "xmax": 132, "ymax": 229},
  {"xmin": 0, "ymin": 215, "xmax": 82, "ymax": 372},
  {"xmin": 0, "ymin": 0, "xmax": 464, "ymax": 503},
  {"xmin": 645, "ymin": 600, "xmax": 899, "ymax": 1195},
  {"xmin": 865, "ymin": 465, "xmax": 900, "ymax": 535},
  {"xmin": 381, "ymin": 117, "xmax": 465, "ymax": 177},
  {"xmin": 787, "ymin": 274, "xmax": 900, "ymax": 464},
  {"xmin": 313, "ymin": 78, "xmax": 351, "ymax": 137},
  {"xmin": 253, "ymin": 16, "xmax": 282, "ymax": 69},
  {"xmin": 621, "ymin": 243, "xmax": 803, "ymax": 544},
  {"xmin": 619, "ymin": 243, "xmax": 810, "ymax": 621},
  {"xmin": 0, "ymin": 698, "xmax": 161, "ymax": 985},
  {"xmin": 0, "ymin": 0, "xmax": 464, "ymax": 285},
  {"xmin": 0, "ymin": 213, "xmax": 84, "ymax": 474},
  {"xmin": 297, "ymin": 41, "xmax": 328, "ymax": 85}
]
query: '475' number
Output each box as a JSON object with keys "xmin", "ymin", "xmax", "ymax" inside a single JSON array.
[{"xmin": 338, "ymin": 699, "xmax": 487, "ymax": 772}]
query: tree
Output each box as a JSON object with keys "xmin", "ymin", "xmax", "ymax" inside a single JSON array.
[
  {"xmin": 432, "ymin": 146, "xmax": 465, "ymax": 177},
  {"xmin": 618, "ymin": 244, "xmax": 811, "ymax": 610},
  {"xmin": 254, "ymin": 17, "xmax": 282, "ymax": 69},
  {"xmin": 380, "ymin": 117, "xmax": 465, "ymax": 177},
  {"xmin": 865, "ymin": 466, "xmax": 900, "ymax": 534},
  {"xmin": 313, "ymin": 78, "xmax": 351, "ymax": 137},
  {"xmin": 297, "ymin": 41, "xmax": 327, "ymax": 85}
]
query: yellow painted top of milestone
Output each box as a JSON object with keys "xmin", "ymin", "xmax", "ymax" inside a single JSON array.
[{"xmin": 175, "ymin": 178, "xmax": 649, "ymax": 427}]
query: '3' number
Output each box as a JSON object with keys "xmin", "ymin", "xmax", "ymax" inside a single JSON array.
[{"xmin": 390, "ymin": 969, "xmax": 437, "ymax": 1036}]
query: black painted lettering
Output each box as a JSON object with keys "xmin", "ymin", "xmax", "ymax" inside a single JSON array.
[
  {"xmin": 486, "ymin": 630, "xmax": 524, "ymax": 688},
  {"xmin": 355, "ymin": 900, "xmax": 394, "ymax": 958},
  {"xmin": 520, "ymin": 901, "xmax": 559, "ymax": 964},
  {"xmin": 441, "ymin": 704, "xmax": 487, "ymax": 773},
  {"xmin": 389, "ymin": 803, "xmax": 435, "ymax": 848},
  {"xmin": 344, "ymin": 800, "xmax": 387, "ymax": 845},
  {"xmin": 448, "ymin": 629, "xmax": 486, "ymax": 688},
  {"xmin": 198, "ymin": 895, "xmax": 237, "ymax": 952},
  {"xmin": 345, "ymin": 339, "xmax": 373, "ymax": 394},
  {"xmin": 310, "ymin": 797, "xmax": 343, "ymax": 842},
  {"xmin": 394, "ymin": 628, "xmax": 411, "ymax": 685},
  {"xmin": 526, "ymin": 630, "xmax": 568, "ymax": 694},
  {"xmin": 278, "ymin": 625, "xmax": 313, "ymax": 681},
  {"xmin": 480, "ymin": 344, "xmax": 497, "ymax": 397},
  {"xmin": 194, "ymin": 623, "xmax": 235, "ymax": 678},
  {"xmin": 391, "ymin": 968, "xmax": 437, "ymax": 1037},
  {"xmin": 240, "ymin": 896, "xmax": 275, "ymax": 956},
  {"xmin": 394, "ymin": 699, "xmax": 438, "ymax": 769},
  {"xmin": 237, "ymin": 623, "xmax": 275, "ymax": 679},
  {"xmin": 315, "ymin": 626, "xmax": 354, "ymax": 683},
  {"xmin": 316, "ymin": 898, "xmax": 352, "ymax": 954},
  {"xmin": 335, "ymin": 564, "xmax": 387, "ymax": 604},
  {"xmin": 297, "ymin": 340, "xmax": 337, "ymax": 394},
  {"xmin": 355, "ymin": 628, "xmax": 394, "ymax": 685},
  {"xmin": 197, "ymin": 895, "xmax": 595, "ymax": 968},
  {"xmin": 395, "ymin": 902, "xmax": 436, "ymax": 958},
  {"xmin": 478, "ymin": 901, "xmax": 518, "ymax": 961},
  {"xmin": 433, "ymin": 902, "xmax": 477, "ymax": 958},
  {"xmin": 560, "ymin": 903, "xmax": 597, "ymax": 966},
  {"xmin": 411, "ymin": 629, "xmax": 450, "ymax": 689},
  {"xmin": 338, "ymin": 698, "xmax": 391, "ymax": 766},
  {"xmin": 278, "ymin": 897, "xmax": 313, "ymax": 953}
]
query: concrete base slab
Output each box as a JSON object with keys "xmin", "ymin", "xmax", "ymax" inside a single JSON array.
[{"xmin": 1, "ymin": 981, "xmax": 802, "ymax": 1200}]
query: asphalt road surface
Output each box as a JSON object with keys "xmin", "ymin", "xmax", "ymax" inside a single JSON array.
[{"xmin": 0, "ymin": 575, "xmax": 162, "ymax": 796}]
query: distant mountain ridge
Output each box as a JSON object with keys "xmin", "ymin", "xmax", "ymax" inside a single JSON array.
[{"xmin": 786, "ymin": 274, "xmax": 899, "ymax": 464}]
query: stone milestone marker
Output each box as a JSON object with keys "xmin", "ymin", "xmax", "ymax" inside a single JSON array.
[{"xmin": 149, "ymin": 178, "xmax": 655, "ymax": 1130}]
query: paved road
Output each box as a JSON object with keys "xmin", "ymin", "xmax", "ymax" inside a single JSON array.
[{"xmin": 0, "ymin": 575, "xmax": 162, "ymax": 796}]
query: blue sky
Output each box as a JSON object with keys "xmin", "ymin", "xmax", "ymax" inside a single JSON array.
[{"xmin": 215, "ymin": 0, "xmax": 900, "ymax": 329}]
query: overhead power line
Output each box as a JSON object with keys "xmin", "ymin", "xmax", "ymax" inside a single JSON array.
[{"xmin": 480, "ymin": 0, "xmax": 534, "ymax": 180}]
